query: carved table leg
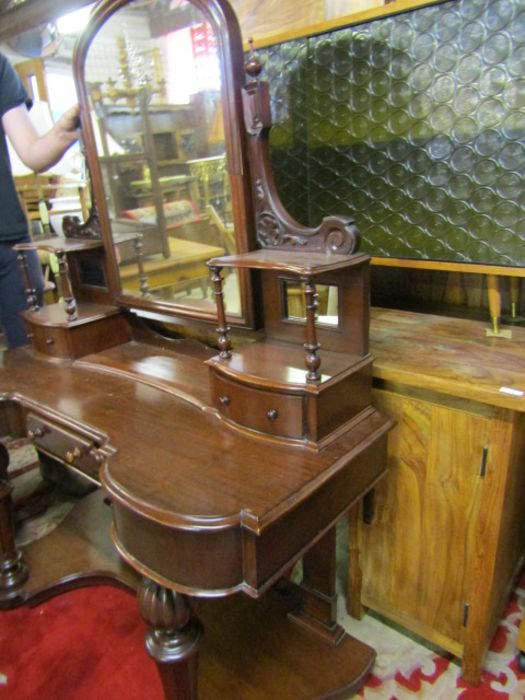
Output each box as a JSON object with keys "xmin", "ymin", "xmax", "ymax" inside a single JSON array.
[
  {"xmin": 0, "ymin": 443, "xmax": 28, "ymax": 607},
  {"xmin": 138, "ymin": 577, "xmax": 203, "ymax": 700},
  {"xmin": 286, "ymin": 526, "xmax": 345, "ymax": 645}
]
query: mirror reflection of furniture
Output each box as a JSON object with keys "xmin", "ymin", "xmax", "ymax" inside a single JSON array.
[
  {"xmin": 15, "ymin": 174, "xmax": 89, "ymax": 238},
  {"xmin": 78, "ymin": 0, "xmax": 251, "ymax": 320},
  {"xmin": 2, "ymin": 1, "xmax": 393, "ymax": 698},
  {"xmin": 187, "ymin": 154, "xmax": 231, "ymax": 223},
  {"xmin": 205, "ymin": 203, "xmax": 235, "ymax": 254},
  {"xmin": 15, "ymin": 173, "xmax": 59, "ymax": 237},
  {"xmin": 283, "ymin": 281, "xmax": 336, "ymax": 325},
  {"xmin": 118, "ymin": 236, "xmax": 224, "ymax": 301},
  {"xmin": 14, "ymin": 170, "xmax": 89, "ymax": 304}
]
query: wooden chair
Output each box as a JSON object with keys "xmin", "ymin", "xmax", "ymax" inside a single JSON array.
[
  {"xmin": 15, "ymin": 174, "xmax": 89, "ymax": 239},
  {"xmin": 37, "ymin": 249, "xmax": 59, "ymax": 304}
]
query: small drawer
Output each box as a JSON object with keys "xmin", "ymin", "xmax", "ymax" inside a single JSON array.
[
  {"xmin": 30, "ymin": 325, "xmax": 70, "ymax": 358},
  {"xmin": 210, "ymin": 372, "xmax": 304, "ymax": 438},
  {"xmin": 26, "ymin": 413, "xmax": 102, "ymax": 480}
]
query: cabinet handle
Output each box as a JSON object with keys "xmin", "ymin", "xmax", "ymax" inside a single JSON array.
[
  {"xmin": 267, "ymin": 409, "xmax": 279, "ymax": 421},
  {"xmin": 45, "ymin": 338, "xmax": 54, "ymax": 345},
  {"xmin": 219, "ymin": 395, "xmax": 231, "ymax": 406}
]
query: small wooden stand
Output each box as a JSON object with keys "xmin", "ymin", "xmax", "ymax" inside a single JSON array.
[{"xmin": 13, "ymin": 236, "xmax": 132, "ymax": 359}]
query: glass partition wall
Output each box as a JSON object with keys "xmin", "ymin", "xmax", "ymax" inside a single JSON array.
[{"xmin": 262, "ymin": 0, "xmax": 525, "ymax": 268}]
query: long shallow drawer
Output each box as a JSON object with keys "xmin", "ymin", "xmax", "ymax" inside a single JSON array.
[
  {"xmin": 26, "ymin": 413, "xmax": 102, "ymax": 481},
  {"xmin": 210, "ymin": 372, "xmax": 304, "ymax": 438}
]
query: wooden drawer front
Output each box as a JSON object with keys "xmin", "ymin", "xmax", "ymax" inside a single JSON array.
[
  {"xmin": 210, "ymin": 373, "xmax": 304, "ymax": 438},
  {"xmin": 26, "ymin": 413, "xmax": 101, "ymax": 480},
  {"xmin": 29, "ymin": 315, "xmax": 132, "ymax": 359},
  {"xmin": 30, "ymin": 325, "xmax": 71, "ymax": 358}
]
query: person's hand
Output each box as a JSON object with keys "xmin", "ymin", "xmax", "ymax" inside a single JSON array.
[
  {"xmin": 3, "ymin": 102, "xmax": 80, "ymax": 172},
  {"xmin": 54, "ymin": 103, "xmax": 81, "ymax": 144}
]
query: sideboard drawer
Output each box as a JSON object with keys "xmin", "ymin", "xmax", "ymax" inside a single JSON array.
[
  {"xmin": 210, "ymin": 372, "xmax": 304, "ymax": 438},
  {"xmin": 26, "ymin": 413, "xmax": 102, "ymax": 480}
]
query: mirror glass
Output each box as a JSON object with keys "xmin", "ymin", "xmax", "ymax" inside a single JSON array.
[
  {"xmin": 283, "ymin": 281, "xmax": 339, "ymax": 327},
  {"xmin": 84, "ymin": 0, "xmax": 240, "ymax": 315}
]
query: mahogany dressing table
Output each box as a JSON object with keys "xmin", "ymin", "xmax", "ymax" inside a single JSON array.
[{"xmin": 1, "ymin": 0, "xmax": 393, "ymax": 697}]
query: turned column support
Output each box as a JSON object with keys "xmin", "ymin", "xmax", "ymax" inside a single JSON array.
[
  {"xmin": 209, "ymin": 265, "xmax": 231, "ymax": 359},
  {"xmin": 138, "ymin": 577, "xmax": 203, "ymax": 700},
  {"xmin": 55, "ymin": 249, "xmax": 78, "ymax": 322},
  {"xmin": 303, "ymin": 275, "xmax": 321, "ymax": 383},
  {"xmin": 134, "ymin": 233, "xmax": 150, "ymax": 297},
  {"xmin": 16, "ymin": 251, "xmax": 40, "ymax": 311},
  {"xmin": 0, "ymin": 443, "xmax": 28, "ymax": 607}
]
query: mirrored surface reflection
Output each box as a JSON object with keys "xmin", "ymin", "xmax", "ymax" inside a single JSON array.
[
  {"xmin": 283, "ymin": 281, "xmax": 339, "ymax": 326},
  {"xmin": 84, "ymin": 0, "xmax": 240, "ymax": 315}
]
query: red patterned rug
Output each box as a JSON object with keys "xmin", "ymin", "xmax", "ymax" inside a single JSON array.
[{"xmin": 1, "ymin": 440, "xmax": 524, "ymax": 699}]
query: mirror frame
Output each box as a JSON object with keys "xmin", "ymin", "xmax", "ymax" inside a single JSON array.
[{"xmin": 73, "ymin": 0, "xmax": 257, "ymax": 327}]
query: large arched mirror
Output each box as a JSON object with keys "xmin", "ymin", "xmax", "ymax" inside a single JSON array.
[{"xmin": 74, "ymin": 0, "xmax": 255, "ymax": 325}]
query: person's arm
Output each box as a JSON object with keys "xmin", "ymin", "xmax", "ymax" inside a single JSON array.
[{"xmin": 2, "ymin": 103, "xmax": 80, "ymax": 173}]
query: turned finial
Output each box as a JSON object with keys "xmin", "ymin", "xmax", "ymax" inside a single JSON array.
[{"xmin": 244, "ymin": 38, "xmax": 262, "ymax": 83}]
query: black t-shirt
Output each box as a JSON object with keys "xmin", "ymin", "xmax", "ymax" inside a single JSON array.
[{"xmin": 0, "ymin": 52, "xmax": 32, "ymax": 242}]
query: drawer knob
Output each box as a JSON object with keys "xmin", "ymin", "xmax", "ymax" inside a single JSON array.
[
  {"xmin": 45, "ymin": 338, "xmax": 54, "ymax": 345},
  {"xmin": 65, "ymin": 447, "xmax": 82, "ymax": 463},
  {"xmin": 219, "ymin": 395, "xmax": 231, "ymax": 406},
  {"xmin": 89, "ymin": 448, "xmax": 105, "ymax": 463},
  {"xmin": 267, "ymin": 408, "xmax": 279, "ymax": 421},
  {"xmin": 27, "ymin": 426, "xmax": 46, "ymax": 440}
]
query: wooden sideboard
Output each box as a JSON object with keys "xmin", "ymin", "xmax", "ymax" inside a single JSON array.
[{"xmin": 349, "ymin": 307, "xmax": 525, "ymax": 684}]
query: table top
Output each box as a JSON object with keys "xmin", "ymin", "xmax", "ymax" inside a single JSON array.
[
  {"xmin": 13, "ymin": 235, "xmax": 104, "ymax": 254},
  {"xmin": 0, "ymin": 341, "xmax": 387, "ymax": 532},
  {"xmin": 119, "ymin": 237, "xmax": 224, "ymax": 278},
  {"xmin": 208, "ymin": 249, "xmax": 369, "ymax": 275},
  {"xmin": 370, "ymin": 307, "xmax": 525, "ymax": 412}
]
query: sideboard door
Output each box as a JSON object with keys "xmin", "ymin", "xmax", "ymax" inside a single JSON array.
[
  {"xmin": 350, "ymin": 385, "xmax": 525, "ymax": 682},
  {"xmin": 350, "ymin": 387, "xmax": 491, "ymax": 654}
]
